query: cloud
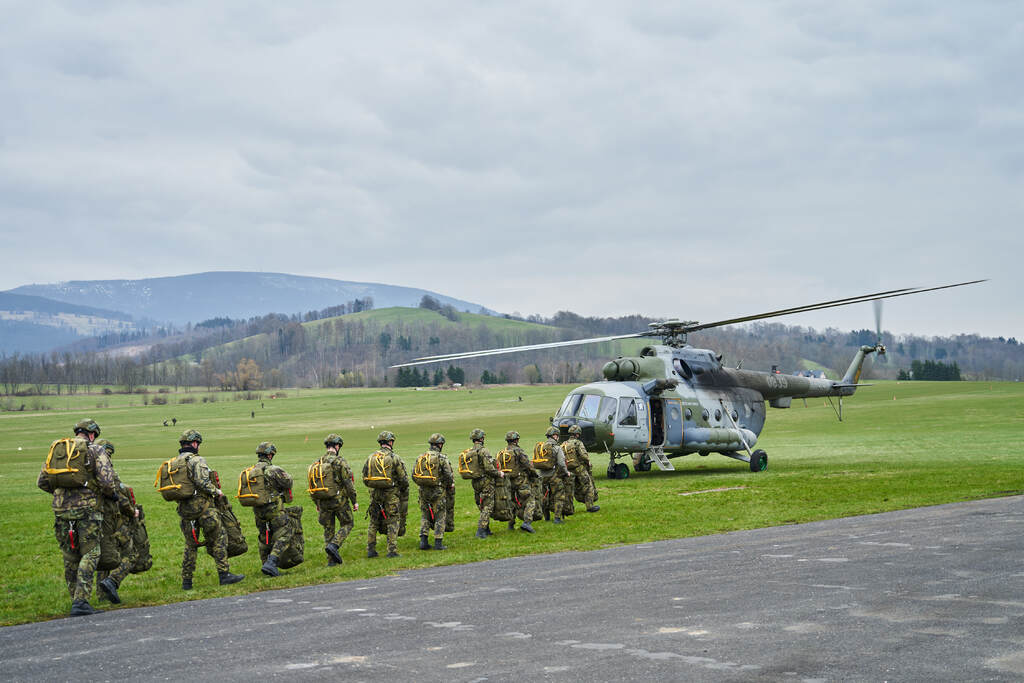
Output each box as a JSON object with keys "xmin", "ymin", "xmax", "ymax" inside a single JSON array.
[{"xmin": 0, "ymin": 1, "xmax": 1019, "ymax": 337}]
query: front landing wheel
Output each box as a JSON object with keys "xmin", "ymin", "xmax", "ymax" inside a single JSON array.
[{"xmin": 749, "ymin": 449, "xmax": 768, "ymax": 472}]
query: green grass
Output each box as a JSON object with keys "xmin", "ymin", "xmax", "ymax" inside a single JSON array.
[{"xmin": 2, "ymin": 380, "xmax": 1022, "ymax": 625}]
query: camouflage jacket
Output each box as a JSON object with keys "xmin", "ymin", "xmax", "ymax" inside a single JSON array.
[
  {"xmin": 37, "ymin": 441, "xmax": 117, "ymax": 516},
  {"xmin": 563, "ymin": 438, "xmax": 592, "ymax": 470},
  {"xmin": 97, "ymin": 454, "xmax": 134, "ymax": 518},
  {"xmin": 468, "ymin": 444, "xmax": 501, "ymax": 480},
  {"xmin": 254, "ymin": 456, "xmax": 294, "ymax": 509},
  {"xmin": 322, "ymin": 450, "xmax": 358, "ymax": 506},
  {"xmin": 362, "ymin": 446, "xmax": 409, "ymax": 495},
  {"xmin": 501, "ymin": 444, "xmax": 538, "ymax": 484},
  {"xmin": 539, "ymin": 438, "xmax": 570, "ymax": 479},
  {"xmin": 183, "ymin": 452, "xmax": 220, "ymax": 498},
  {"xmin": 417, "ymin": 446, "xmax": 454, "ymax": 490}
]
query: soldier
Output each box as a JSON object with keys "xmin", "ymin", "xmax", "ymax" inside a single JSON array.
[
  {"xmin": 460, "ymin": 429, "xmax": 504, "ymax": 539},
  {"xmin": 498, "ymin": 431, "xmax": 537, "ymax": 533},
  {"xmin": 37, "ymin": 419, "xmax": 118, "ymax": 616},
  {"xmin": 245, "ymin": 442, "xmax": 295, "ymax": 577},
  {"xmin": 310, "ymin": 433, "xmax": 358, "ymax": 566},
  {"xmin": 173, "ymin": 429, "xmax": 244, "ymax": 590},
  {"xmin": 413, "ymin": 433, "xmax": 454, "ymax": 550},
  {"xmin": 537, "ymin": 426, "xmax": 571, "ymax": 524},
  {"xmin": 362, "ymin": 431, "xmax": 408, "ymax": 558},
  {"xmin": 564, "ymin": 425, "xmax": 600, "ymax": 513},
  {"xmin": 92, "ymin": 439, "xmax": 139, "ymax": 605}
]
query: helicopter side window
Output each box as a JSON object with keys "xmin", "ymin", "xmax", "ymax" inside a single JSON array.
[
  {"xmin": 558, "ymin": 393, "xmax": 583, "ymax": 417},
  {"xmin": 578, "ymin": 394, "xmax": 602, "ymax": 419},
  {"xmin": 617, "ymin": 399, "xmax": 638, "ymax": 426},
  {"xmin": 598, "ymin": 397, "xmax": 618, "ymax": 424}
]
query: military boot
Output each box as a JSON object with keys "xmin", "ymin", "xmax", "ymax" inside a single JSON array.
[
  {"xmin": 587, "ymin": 505, "xmax": 600, "ymax": 512},
  {"xmin": 261, "ymin": 555, "xmax": 281, "ymax": 577},
  {"xmin": 552, "ymin": 517, "xmax": 564, "ymax": 524},
  {"xmin": 70, "ymin": 600, "xmax": 102, "ymax": 617},
  {"xmin": 520, "ymin": 521, "xmax": 536, "ymax": 533},
  {"xmin": 484, "ymin": 524, "xmax": 493, "ymax": 536},
  {"xmin": 98, "ymin": 577, "xmax": 122, "ymax": 605},
  {"xmin": 219, "ymin": 571, "xmax": 245, "ymax": 586},
  {"xmin": 419, "ymin": 534, "xmax": 430, "ymax": 550},
  {"xmin": 508, "ymin": 520, "xmax": 516, "ymax": 530},
  {"xmin": 182, "ymin": 577, "xmax": 193, "ymax": 591},
  {"xmin": 325, "ymin": 543, "xmax": 342, "ymax": 565},
  {"xmin": 367, "ymin": 544, "xmax": 379, "ymax": 558},
  {"xmin": 386, "ymin": 550, "xmax": 400, "ymax": 558},
  {"xmin": 543, "ymin": 509, "xmax": 550, "ymax": 521},
  {"xmin": 475, "ymin": 527, "xmax": 488, "ymax": 539},
  {"xmin": 434, "ymin": 537, "xmax": 447, "ymax": 550}
]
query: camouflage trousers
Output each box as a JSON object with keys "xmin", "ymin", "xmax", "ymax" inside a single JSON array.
[
  {"xmin": 255, "ymin": 508, "xmax": 296, "ymax": 563},
  {"xmin": 471, "ymin": 477, "xmax": 496, "ymax": 530},
  {"xmin": 179, "ymin": 507, "xmax": 229, "ymax": 581},
  {"xmin": 417, "ymin": 486, "xmax": 447, "ymax": 540},
  {"xmin": 97, "ymin": 518, "xmax": 136, "ymax": 589},
  {"xmin": 541, "ymin": 475, "xmax": 568, "ymax": 520},
  {"xmin": 509, "ymin": 475, "xmax": 537, "ymax": 523},
  {"xmin": 572, "ymin": 466, "xmax": 597, "ymax": 506},
  {"xmin": 317, "ymin": 498, "xmax": 354, "ymax": 548},
  {"xmin": 367, "ymin": 494, "xmax": 401, "ymax": 554},
  {"xmin": 54, "ymin": 512, "xmax": 102, "ymax": 603}
]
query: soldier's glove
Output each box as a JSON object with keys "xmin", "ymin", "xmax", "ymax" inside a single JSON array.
[
  {"xmin": 353, "ymin": 502, "xmax": 359, "ymax": 511},
  {"xmin": 215, "ymin": 488, "xmax": 225, "ymax": 499}
]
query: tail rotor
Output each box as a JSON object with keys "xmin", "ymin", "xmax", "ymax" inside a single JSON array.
[{"xmin": 873, "ymin": 300, "xmax": 887, "ymax": 362}]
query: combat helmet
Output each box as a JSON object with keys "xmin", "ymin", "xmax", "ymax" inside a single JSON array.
[
  {"xmin": 545, "ymin": 426, "xmax": 560, "ymax": 438},
  {"xmin": 256, "ymin": 442, "xmax": 277, "ymax": 457},
  {"xmin": 505, "ymin": 430, "xmax": 520, "ymax": 442},
  {"xmin": 428, "ymin": 433, "xmax": 446, "ymax": 446},
  {"xmin": 94, "ymin": 438, "xmax": 115, "ymax": 456},
  {"xmin": 377, "ymin": 430, "xmax": 396, "ymax": 444},
  {"xmin": 469, "ymin": 428, "xmax": 485, "ymax": 442},
  {"xmin": 567, "ymin": 424, "xmax": 582, "ymax": 436},
  {"xmin": 179, "ymin": 428, "xmax": 203, "ymax": 445},
  {"xmin": 324, "ymin": 433, "xmax": 344, "ymax": 448},
  {"xmin": 74, "ymin": 418, "xmax": 101, "ymax": 436}
]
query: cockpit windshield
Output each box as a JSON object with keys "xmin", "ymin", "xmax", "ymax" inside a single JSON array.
[
  {"xmin": 557, "ymin": 393, "xmax": 617, "ymax": 422},
  {"xmin": 557, "ymin": 393, "xmax": 583, "ymax": 417},
  {"xmin": 578, "ymin": 395, "xmax": 602, "ymax": 419}
]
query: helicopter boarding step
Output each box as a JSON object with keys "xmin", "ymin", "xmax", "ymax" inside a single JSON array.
[{"xmin": 645, "ymin": 447, "xmax": 675, "ymax": 471}]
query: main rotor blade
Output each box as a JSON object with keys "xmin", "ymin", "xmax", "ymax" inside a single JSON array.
[
  {"xmin": 389, "ymin": 332, "xmax": 648, "ymax": 368},
  {"xmin": 682, "ymin": 280, "xmax": 986, "ymax": 333}
]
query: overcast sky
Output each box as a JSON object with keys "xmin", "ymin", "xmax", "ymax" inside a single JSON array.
[{"xmin": 2, "ymin": 1, "xmax": 1020, "ymax": 338}]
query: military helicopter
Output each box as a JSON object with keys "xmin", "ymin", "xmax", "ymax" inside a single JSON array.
[{"xmin": 392, "ymin": 281, "xmax": 984, "ymax": 478}]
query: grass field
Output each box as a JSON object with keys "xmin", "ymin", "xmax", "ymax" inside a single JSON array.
[{"xmin": 2, "ymin": 380, "xmax": 1022, "ymax": 626}]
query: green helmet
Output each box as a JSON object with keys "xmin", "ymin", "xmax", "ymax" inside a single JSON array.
[
  {"xmin": 567, "ymin": 424, "xmax": 582, "ymax": 436},
  {"xmin": 94, "ymin": 438, "xmax": 114, "ymax": 456},
  {"xmin": 545, "ymin": 426, "xmax": 560, "ymax": 438},
  {"xmin": 179, "ymin": 428, "xmax": 203, "ymax": 445},
  {"xmin": 470, "ymin": 428, "xmax": 485, "ymax": 442},
  {"xmin": 428, "ymin": 433, "xmax": 446, "ymax": 446},
  {"xmin": 505, "ymin": 430, "xmax": 520, "ymax": 442},
  {"xmin": 324, "ymin": 433, "xmax": 344, "ymax": 448},
  {"xmin": 74, "ymin": 418, "xmax": 100, "ymax": 436},
  {"xmin": 377, "ymin": 430, "xmax": 396, "ymax": 444},
  {"xmin": 256, "ymin": 442, "xmax": 277, "ymax": 457}
]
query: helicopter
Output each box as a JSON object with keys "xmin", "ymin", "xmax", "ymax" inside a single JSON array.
[{"xmin": 392, "ymin": 280, "xmax": 985, "ymax": 478}]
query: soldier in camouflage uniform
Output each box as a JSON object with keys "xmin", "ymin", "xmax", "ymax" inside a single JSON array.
[
  {"xmin": 175, "ymin": 429, "xmax": 244, "ymax": 590},
  {"xmin": 415, "ymin": 433, "xmax": 454, "ymax": 550},
  {"xmin": 36, "ymin": 419, "xmax": 118, "ymax": 616},
  {"xmin": 464, "ymin": 429, "xmax": 504, "ymax": 539},
  {"xmin": 248, "ymin": 442, "xmax": 296, "ymax": 577},
  {"xmin": 500, "ymin": 431, "xmax": 537, "ymax": 533},
  {"xmin": 564, "ymin": 425, "xmax": 600, "ymax": 513},
  {"xmin": 92, "ymin": 439, "xmax": 139, "ymax": 605},
  {"xmin": 363, "ymin": 431, "xmax": 408, "ymax": 558},
  {"xmin": 315, "ymin": 433, "xmax": 358, "ymax": 566},
  {"xmin": 539, "ymin": 426, "xmax": 571, "ymax": 524}
]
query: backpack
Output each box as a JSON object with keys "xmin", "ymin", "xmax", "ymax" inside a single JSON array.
[
  {"xmin": 44, "ymin": 437, "xmax": 93, "ymax": 489},
  {"xmin": 155, "ymin": 454, "xmax": 196, "ymax": 501},
  {"xmin": 130, "ymin": 505, "xmax": 153, "ymax": 574},
  {"xmin": 532, "ymin": 442, "xmax": 556, "ymax": 470},
  {"xmin": 257, "ymin": 506, "xmax": 304, "ymax": 569},
  {"xmin": 490, "ymin": 479, "xmax": 514, "ymax": 522},
  {"xmin": 363, "ymin": 451, "xmax": 394, "ymax": 489},
  {"xmin": 307, "ymin": 457, "xmax": 341, "ymax": 501},
  {"xmin": 212, "ymin": 496, "xmax": 248, "ymax": 558},
  {"xmin": 495, "ymin": 448, "xmax": 515, "ymax": 475},
  {"xmin": 237, "ymin": 463, "xmax": 272, "ymax": 506},
  {"xmin": 413, "ymin": 451, "xmax": 441, "ymax": 486},
  {"xmin": 563, "ymin": 440, "xmax": 580, "ymax": 469},
  {"xmin": 97, "ymin": 507, "xmax": 122, "ymax": 571},
  {"xmin": 458, "ymin": 448, "xmax": 482, "ymax": 480}
]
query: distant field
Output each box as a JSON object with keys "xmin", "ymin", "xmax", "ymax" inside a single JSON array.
[{"xmin": 2, "ymin": 380, "xmax": 1021, "ymax": 625}]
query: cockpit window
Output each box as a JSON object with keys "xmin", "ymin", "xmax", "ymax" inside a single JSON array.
[
  {"xmin": 557, "ymin": 393, "xmax": 583, "ymax": 418},
  {"xmin": 578, "ymin": 394, "xmax": 602, "ymax": 420},
  {"xmin": 598, "ymin": 397, "xmax": 617, "ymax": 424},
  {"xmin": 618, "ymin": 398, "xmax": 639, "ymax": 426}
]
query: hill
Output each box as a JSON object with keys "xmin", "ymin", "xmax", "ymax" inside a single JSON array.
[
  {"xmin": 0, "ymin": 292, "xmax": 139, "ymax": 355},
  {"xmin": 6, "ymin": 271, "xmax": 491, "ymax": 326}
]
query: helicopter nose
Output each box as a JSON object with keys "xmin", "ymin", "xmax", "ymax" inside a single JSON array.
[{"xmin": 553, "ymin": 418, "xmax": 596, "ymax": 445}]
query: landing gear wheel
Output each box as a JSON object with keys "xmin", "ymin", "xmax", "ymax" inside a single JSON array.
[
  {"xmin": 749, "ymin": 449, "xmax": 768, "ymax": 472},
  {"xmin": 607, "ymin": 463, "xmax": 630, "ymax": 479}
]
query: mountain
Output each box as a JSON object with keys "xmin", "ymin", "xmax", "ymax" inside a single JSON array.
[
  {"xmin": 6, "ymin": 272, "xmax": 492, "ymax": 327},
  {"xmin": 0, "ymin": 292, "xmax": 138, "ymax": 355}
]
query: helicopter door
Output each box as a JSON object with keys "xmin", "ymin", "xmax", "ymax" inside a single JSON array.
[
  {"xmin": 663, "ymin": 398, "xmax": 683, "ymax": 448},
  {"xmin": 649, "ymin": 398, "xmax": 665, "ymax": 447}
]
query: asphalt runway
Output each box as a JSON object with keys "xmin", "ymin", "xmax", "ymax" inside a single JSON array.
[{"xmin": 3, "ymin": 496, "xmax": 1022, "ymax": 682}]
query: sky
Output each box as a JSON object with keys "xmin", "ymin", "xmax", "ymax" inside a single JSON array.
[{"xmin": 2, "ymin": 1, "xmax": 1021, "ymax": 339}]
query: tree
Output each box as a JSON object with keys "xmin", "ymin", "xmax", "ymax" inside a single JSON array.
[
  {"xmin": 523, "ymin": 363, "xmax": 543, "ymax": 384},
  {"xmin": 419, "ymin": 295, "xmax": 442, "ymax": 311},
  {"xmin": 446, "ymin": 365, "xmax": 465, "ymax": 384}
]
